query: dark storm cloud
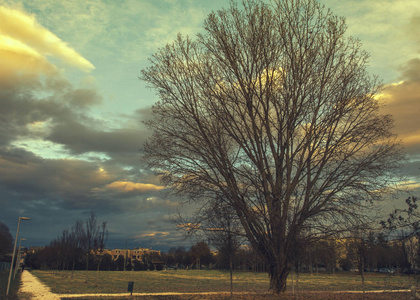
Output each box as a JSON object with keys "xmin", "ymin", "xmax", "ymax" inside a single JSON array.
[
  {"xmin": 0, "ymin": 143, "xmax": 170, "ymax": 211},
  {"xmin": 0, "ymin": 73, "xmax": 103, "ymax": 145},
  {"xmin": 0, "ymin": 146, "xmax": 109, "ymax": 202},
  {"xmin": 400, "ymin": 58, "xmax": 420, "ymax": 83},
  {"xmin": 64, "ymin": 88, "xmax": 102, "ymax": 108},
  {"xmin": 0, "ymin": 3, "xmax": 182, "ymax": 251},
  {"xmin": 46, "ymin": 121, "xmax": 149, "ymax": 156},
  {"xmin": 0, "ymin": 70, "xmax": 165, "ymax": 248},
  {"xmin": 0, "ymin": 144, "xmax": 177, "ymax": 247}
]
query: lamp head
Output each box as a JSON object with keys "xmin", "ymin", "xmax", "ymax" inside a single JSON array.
[{"xmin": 20, "ymin": 217, "xmax": 31, "ymax": 220}]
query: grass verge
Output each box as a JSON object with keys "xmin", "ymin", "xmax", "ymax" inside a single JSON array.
[{"xmin": 0, "ymin": 270, "xmax": 22, "ymax": 299}]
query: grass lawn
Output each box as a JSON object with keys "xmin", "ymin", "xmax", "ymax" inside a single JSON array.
[
  {"xmin": 0, "ymin": 270, "xmax": 22, "ymax": 299},
  {"xmin": 31, "ymin": 269, "xmax": 420, "ymax": 296}
]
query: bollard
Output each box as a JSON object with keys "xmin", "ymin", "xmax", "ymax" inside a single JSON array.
[{"xmin": 127, "ymin": 281, "xmax": 134, "ymax": 296}]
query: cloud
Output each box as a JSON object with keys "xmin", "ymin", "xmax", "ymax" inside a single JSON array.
[
  {"xmin": 45, "ymin": 121, "xmax": 150, "ymax": 158},
  {"xmin": 135, "ymin": 232, "xmax": 170, "ymax": 238},
  {"xmin": 96, "ymin": 180, "xmax": 164, "ymax": 194},
  {"xmin": 0, "ymin": 5, "xmax": 102, "ymax": 152},
  {"xmin": 0, "ymin": 147, "xmax": 113, "ymax": 201},
  {"xmin": 322, "ymin": 0, "xmax": 420, "ymax": 82},
  {"xmin": 0, "ymin": 35, "xmax": 57, "ymax": 86},
  {"xmin": 378, "ymin": 12, "xmax": 420, "ymax": 156},
  {"xmin": 407, "ymin": 12, "xmax": 420, "ymax": 47},
  {"xmin": 381, "ymin": 80, "xmax": 420, "ymax": 149},
  {"xmin": 0, "ymin": 0, "xmax": 207, "ymax": 251},
  {"xmin": 0, "ymin": 5, "xmax": 94, "ymax": 72},
  {"xmin": 0, "ymin": 73, "xmax": 105, "ymax": 150},
  {"xmin": 380, "ymin": 64, "xmax": 420, "ymax": 155}
]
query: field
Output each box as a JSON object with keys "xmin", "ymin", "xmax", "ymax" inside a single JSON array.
[{"xmin": 30, "ymin": 269, "xmax": 420, "ymax": 299}]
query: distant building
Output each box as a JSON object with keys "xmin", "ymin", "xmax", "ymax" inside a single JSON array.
[
  {"xmin": 104, "ymin": 247, "xmax": 161, "ymax": 261},
  {"xmin": 28, "ymin": 246, "xmax": 44, "ymax": 254}
]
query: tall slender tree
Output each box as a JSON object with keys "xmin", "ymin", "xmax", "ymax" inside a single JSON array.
[
  {"xmin": 141, "ymin": 0, "xmax": 403, "ymax": 293},
  {"xmin": 95, "ymin": 221, "xmax": 108, "ymax": 278},
  {"xmin": 178, "ymin": 201, "xmax": 244, "ymax": 295}
]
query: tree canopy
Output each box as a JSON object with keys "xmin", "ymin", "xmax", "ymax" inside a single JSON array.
[
  {"xmin": 0, "ymin": 221, "xmax": 13, "ymax": 258},
  {"xmin": 141, "ymin": 0, "xmax": 403, "ymax": 293}
]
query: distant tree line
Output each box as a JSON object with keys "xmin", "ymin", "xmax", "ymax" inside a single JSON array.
[
  {"xmin": 24, "ymin": 233, "xmax": 411, "ymax": 275},
  {"xmin": 22, "ymin": 197, "xmax": 420, "ymax": 274},
  {"xmin": 25, "ymin": 211, "xmax": 107, "ymax": 277}
]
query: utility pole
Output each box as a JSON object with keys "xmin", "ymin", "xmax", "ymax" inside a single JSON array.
[
  {"xmin": 14, "ymin": 238, "xmax": 26, "ymax": 279},
  {"xmin": 124, "ymin": 240, "xmax": 127, "ymax": 271},
  {"xmin": 6, "ymin": 217, "xmax": 30, "ymax": 296}
]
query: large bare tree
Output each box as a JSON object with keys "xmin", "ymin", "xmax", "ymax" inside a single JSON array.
[{"xmin": 141, "ymin": 0, "xmax": 403, "ymax": 293}]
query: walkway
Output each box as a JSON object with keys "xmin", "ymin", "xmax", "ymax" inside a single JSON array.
[{"xmin": 19, "ymin": 270, "xmax": 61, "ymax": 300}]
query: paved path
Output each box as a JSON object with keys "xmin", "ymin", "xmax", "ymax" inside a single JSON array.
[{"xmin": 19, "ymin": 270, "xmax": 61, "ymax": 300}]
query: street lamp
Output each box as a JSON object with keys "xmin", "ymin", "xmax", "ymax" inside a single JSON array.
[
  {"xmin": 6, "ymin": 217, "xmax": 30, "ymax": 296},
  {"xmin": 14, "ymin": 238, "xmax": 26, "ymax": 279}
]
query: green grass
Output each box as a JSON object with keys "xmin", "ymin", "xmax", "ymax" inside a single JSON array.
[
  {"xmin": 0, "ymin": 270, "xmax": 22, "ymax": 299},
  {"xmin": 30, "ymin": 270, "xmax": 420, "ymax": 296}
]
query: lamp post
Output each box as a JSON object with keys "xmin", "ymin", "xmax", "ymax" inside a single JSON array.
[
  {"xmin": 6, "ymin": 217, "xmax": 30, "ymax": 296},
  {"xmin": 14, "ymin": 238, "xmax": 26, "ymax": 279}
]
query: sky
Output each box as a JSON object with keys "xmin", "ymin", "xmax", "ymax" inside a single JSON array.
[{"xmin": 1, "ymin": 0, "xmax": 420, "ymax": 252}]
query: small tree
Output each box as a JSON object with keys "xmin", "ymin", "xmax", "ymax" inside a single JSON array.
[
  {"xmin": 83, "ymin": 211, "xmax": 99, "ymax": 275},
  {"xmin": 181, "ymin": 202, "xmax": 244, "ymax": 295},
  {"xmin": 116, "ymin": 255, "xmax": 125, "ymax": 271},
  {"xmin": 189, "ymin": 241, "xmax": 214, "ymax": 269},
  {"xmin": 99, "ymin": 254, "xmax": 115, "ymax": 271},
  {"xmin": 125, "ymin": 258, "xmax": 133, "ymax": 271},
  {"xmin": 382, "ymin": 196, "xmax": 420, "ymax": 272},
  {"xmin": 170, "ymin": 246, "xmax": 188, "ymax": 268},
  {"xmin": 95, "ymin": 221, "xmax": 109, "ymax": 277}
]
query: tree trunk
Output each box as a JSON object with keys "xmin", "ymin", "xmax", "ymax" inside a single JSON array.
[
  {"xmin": 269, "ymin": 263, "xmax": 290, "ymax": 293},
  {"xmin": 97, "ymin": 255, "xmax": 102, "ymax": 277},
  {"xmin": 85, "ymin": 253, "xmax": 90, "ymax": 282},
  {"xmin": 71, "ymin": 260, "xmax": 75, "ymax": 279},
  {"xmin": 230, "ymin": 256, "xmax": 233, "ymax": 297}
]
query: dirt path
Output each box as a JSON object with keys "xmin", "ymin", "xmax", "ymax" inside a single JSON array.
[{"xmin": 19, "ymin": 270, "xmax": 61, "ymax": 299}]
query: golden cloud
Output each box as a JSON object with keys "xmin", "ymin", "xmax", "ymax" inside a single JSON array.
[
  {"xmin": 380, "ymin": 79, "xmax": 420, "ymax": 152},
  {"xmin": 0, "ymin": 35, "xmax": 57, "ymax": 86},
  {"xmin": 381, "ymin": 81, "xmax": 420, "ymax": 144},
  {"xmin": 135, "ymin": 232, "xmax": 170, "ymax": 238},
  {"xmin": 96, "ymin": 180, "xmax": 164, "ymax": 194},
  {"xmin": 397, "ymin": 180, "xmax": 420, "ymax": 191},
  {"xmin": 0, "ymin": 5, "xmax": 94, "ymax": 73}
]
